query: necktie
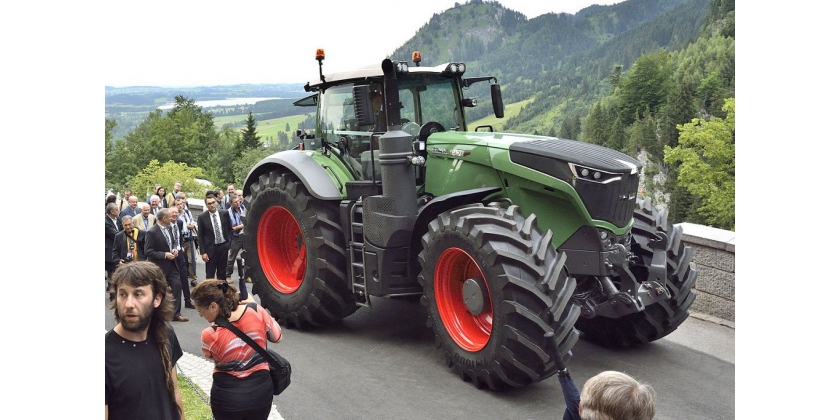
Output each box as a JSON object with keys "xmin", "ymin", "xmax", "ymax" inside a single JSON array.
[
  {"xmin": 171, "ymin": 225, "xmax": 180, "ymax": 250},
  {"xmin": 212, "ymin": 212, "xmax": 223, "ymax": 244},
  {"xmin": 162, "ymin": 225, "xmax": 173, "ymax": 250},
  {"xmin": 143, "ymin": 218, "xmax": 148, "ymax": 230}
]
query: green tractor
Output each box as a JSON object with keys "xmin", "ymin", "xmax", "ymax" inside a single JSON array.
[{"xmin": 241, "ymin": 50, "xmax": 696, "ymax": 390}]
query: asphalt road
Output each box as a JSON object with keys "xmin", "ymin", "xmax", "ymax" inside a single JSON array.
[{"xmin": 105, "ymin": 261, "xmax": 735, "ymax": 420}]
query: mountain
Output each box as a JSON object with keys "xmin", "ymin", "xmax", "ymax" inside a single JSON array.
[{"xmin": 388, "ymin": 0, "xmax": 710, "ymax": 133}]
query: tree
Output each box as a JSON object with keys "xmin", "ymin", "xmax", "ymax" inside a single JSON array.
[
  {"xmin": 618, "ymin": 51, "xmax": 672, "ymax": 124},
  {"xmin": 104, "ymin": 96, "xmax": 225, "ymax": 190},
  {"xmin": 211, "ymin": 125, "xmax": 244, "ymax": 187},
  {"xmin": 129, "ymin": 159, "xmax": 214, "ymax": 201},
  {"xmin": 609, "ymin": 65, "xmax": 622, "ymax": 90},
  {"xmin": 164, "ymin": 96, "xmax": 219, "ymax": 168},
  {"xmin": 105, "ymin": 119, "xmax": 118, "ymax": 191},
  {"xmin": 241, "ymin": 111, "xmax": 262, "ymax": 151},
  {"xmin": 583, "ymin": 102, "xmax": 608, "ymax": 146},
  {"xmin": 285, "ymin": 122, "xmax": 291, "ymax": 132},
  {"xmin": 232, "ymin": 148, "xmax": 274, "ymax": 187},
  {"xmin": 278, "ymin": 131, "xmax": 290, "ymax": 150},
  {"xmin": 664, "ymin": 98, "xmax": 734, "ymax": 231}
]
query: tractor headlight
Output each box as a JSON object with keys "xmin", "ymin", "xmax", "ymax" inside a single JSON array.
[
  {"xmin": 445, "ymin": 62, "xmax": 466, "ymax": 75},
  {"xmin": 569, "ymin": 163, "xmax": 621, "ymax": 184}
]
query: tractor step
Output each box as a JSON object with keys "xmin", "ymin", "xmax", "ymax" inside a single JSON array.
[{"xmin": 349, "ymin": 201, "xmax": 370, "ymax": 307}]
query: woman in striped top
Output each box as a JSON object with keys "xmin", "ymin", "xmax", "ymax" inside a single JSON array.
[{"xmin": 192, "ymin": 280, "xmax": 282, "ymax": 420}]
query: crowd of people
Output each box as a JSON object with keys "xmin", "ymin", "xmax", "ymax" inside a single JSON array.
[
  {"xmin": 105, "ymin": 182, "xmax": 656, "ymax": 420},
  {"xmin": 105, "ymin": 182, "xmax": 247, "ymax": 313},
  {"xmin": 106, "ymin": 181, "xmax": 277, "ymax": 419}
]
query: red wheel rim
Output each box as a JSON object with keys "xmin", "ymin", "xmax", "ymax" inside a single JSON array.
[
  {"xmin": 257, "ymin": 206, "xmax": 305, "ymax": 293},
  {"xmin": 434, "ymin": 247, "xmax": 492, "ymax": 351}
]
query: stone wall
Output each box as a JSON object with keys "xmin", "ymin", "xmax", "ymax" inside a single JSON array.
[{"xmin": 677, "ymin": 223, "xmax": 735, "ymax": 324}]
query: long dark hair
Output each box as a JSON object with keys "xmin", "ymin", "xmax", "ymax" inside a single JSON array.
[
  {"xmin": 191, "ymin": 279, "xmax": 240, "ymax": 318},
  {"xmin": 109, "ymin": 262, "xmax": 177, "ymax": 403}
]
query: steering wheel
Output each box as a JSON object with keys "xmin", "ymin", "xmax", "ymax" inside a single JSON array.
[{"xmin": 401, "ymin": 121, "xmax": 421, "ymax": 137}]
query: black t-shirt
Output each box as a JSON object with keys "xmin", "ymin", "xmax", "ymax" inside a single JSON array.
[{"xmin": 105, "ymin": 326, "xmax": 183, "ymax": 420}]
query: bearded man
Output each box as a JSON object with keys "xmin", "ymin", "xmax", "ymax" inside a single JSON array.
[{"xmin": 105, "ymin": 261, "xmax": 185, "ymax": 420}]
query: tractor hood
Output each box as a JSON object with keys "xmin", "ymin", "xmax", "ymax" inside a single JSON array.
[
  {"xmin": 426, "ymin": 131, "xmax": 642, "ymax": 227},
  {"xmin": 426, "ymin": 131, "xmax": 641, "ymax": 177}
]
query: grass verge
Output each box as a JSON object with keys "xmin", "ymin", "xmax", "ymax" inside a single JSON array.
[{"xmin": 178, "ymin": 373, "xmax": 213, "ymax": 420}]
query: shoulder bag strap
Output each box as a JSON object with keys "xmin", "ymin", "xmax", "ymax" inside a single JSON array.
[{"xmin": 214, "ymin": 305, "xmax": 281, "ymax": 371}]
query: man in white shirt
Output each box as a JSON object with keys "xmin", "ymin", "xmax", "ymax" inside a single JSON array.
[{"xmin": 197, "ymin": 195, "xmax": 232, "ymax": 281}]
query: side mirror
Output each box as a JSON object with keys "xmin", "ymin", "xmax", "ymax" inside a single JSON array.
[
  {"xmin": 491, "ymin": 83, "xmax": 504, "ymax": 118},
  {"xmin": 353, "ymin": 85, "xmax": 375, "ymax": 127}
]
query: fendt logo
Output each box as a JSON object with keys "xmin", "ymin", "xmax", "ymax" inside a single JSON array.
[{"xmin": 429, "ymin": 147, "xmax": 470, "ymax": 157}]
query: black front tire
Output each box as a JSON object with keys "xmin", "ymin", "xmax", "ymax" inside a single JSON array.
[
  {"xmin": 575, "ymin": 197, "xmax": 697, "ymax": 347},
  {"xmin": 418, "ymin": 203, "xmax": 580, "ymax": 390},
  {"xmin": 243, "ymin": 170, "xmax": 357, "ymax": 328}
]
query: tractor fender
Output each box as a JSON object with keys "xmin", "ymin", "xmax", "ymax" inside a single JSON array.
[
  {"xmin": 243, "ymin": 150, "xmax": 341, "ymax": 201},
  {"xmin": 409, "ymin": 187, "xmax": 503, "ymax": 269}
]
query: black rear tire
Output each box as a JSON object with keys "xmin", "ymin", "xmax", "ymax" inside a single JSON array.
[
  {"xmin": 575, "ymin": 197, "xmax": 697, "ymax": 347},
  {"xmin": 418, "ymin": 203, "xmax": 579, "ymax": 390},
  {"xmin": 243, "ymin": 170, "xmax": 357, "ymax": 328}
]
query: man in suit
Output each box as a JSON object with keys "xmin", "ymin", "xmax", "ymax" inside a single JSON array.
[
  {"xmin": 106, "ymin": 203, "xmax": 120, "ymax": 297},
  {"xmin": 225, "ymin": 195, "xmax": 247, "ymax": 298},
  {"xmin": 113, "ymin": 215, "xmax": 145, "ymax": 264},
  {"xmin": 167, "ymin": 206, "xmax": 194, "ymax": 309},
  {"xmin": 144, "ymin": 207, "xmax": 188, "ymax": 322},
  {"xmin": 118, "ymin": 195, "xmax": 141, "ymax": 220},
  {"xmin": 132, "ymin": 203, "xmax": 154, "ymax": 232},
  {"xmin": 197, "ymin": 194, "xmax": 232, "ymax": 281},
  {"xmin": 175, "ymin": 193, "xmax": 199, "ymax": 286}
]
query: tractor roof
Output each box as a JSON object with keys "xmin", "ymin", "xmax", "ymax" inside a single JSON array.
[{"xmin": 305, "ymin": 62, "xmax": 455, "ymax": 91}]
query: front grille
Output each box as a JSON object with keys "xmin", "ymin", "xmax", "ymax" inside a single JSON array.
[
  {"xmin": 575, "ymin": 173, "xmax": 638, "ymax": 226},
  {"xmin": 509, "ymin": 138, "xmax": 641, "ymax": 227}
]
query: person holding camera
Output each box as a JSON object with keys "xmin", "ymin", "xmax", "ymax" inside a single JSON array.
[{"xmin": 113, "ymin": 215, "xmax": 145, "ymax": 265}]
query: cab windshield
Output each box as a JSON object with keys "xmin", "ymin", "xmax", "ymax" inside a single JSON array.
[
  {"xmin": 317, "ymin": 75, "xmax": 461, "ymax": 147},
  {"xmin": 316, "ymin": 74, "xmax": 461, "ymax": 180}
]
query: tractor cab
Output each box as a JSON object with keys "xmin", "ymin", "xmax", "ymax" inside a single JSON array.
[{"xmin": 296, "ymin": 50, "xmax": 503, "ymax": 188}]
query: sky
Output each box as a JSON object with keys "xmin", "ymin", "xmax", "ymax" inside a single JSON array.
[{"xmin": 103, "ymin": 0, "xmax": 623, "ymax": 87}]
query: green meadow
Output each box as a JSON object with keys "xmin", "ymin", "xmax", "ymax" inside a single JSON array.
[{"xmin": 215, "ymin": 113, "xmax": 310, "ymax": 142}]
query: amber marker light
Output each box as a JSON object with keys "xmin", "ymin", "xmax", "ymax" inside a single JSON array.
[
  {"xmin": 412, "ymin": 51, "xmax": 422, "ymax": 66},
  {"xmin": 316, "ymin": 49, "xmax": 325, "ymax": 61}
]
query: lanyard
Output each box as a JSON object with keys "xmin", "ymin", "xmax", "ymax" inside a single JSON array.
[{"xmin": 125, "ymin": 229, "xmax": 136, "ymax": 257}]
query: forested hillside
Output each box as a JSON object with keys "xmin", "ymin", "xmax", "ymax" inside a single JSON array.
[{"xmin": 105, "ymin": 0, "xmax": 735, "ymax": 230}]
